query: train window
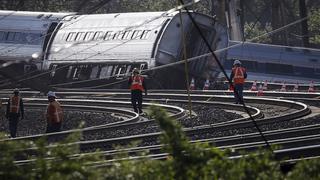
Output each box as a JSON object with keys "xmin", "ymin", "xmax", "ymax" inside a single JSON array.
[
  {"xmin": 116, "ymin": 67, "xmax": 122, "ymax": 77},
  {"xmin": 112, "ymin": 31, "xmax": 122, "ymax": 40},
  {"xmin": 117, "ymin": 65, "xmax": 128, "ymax": 77},
  {"xmin": 72, "ymin": 67, "xmax": 79, "ymax": 80},
  {"xmin": 66, "ymin": 66, "xmax": 73, "ymax": 79},
  {"xmin": 66, "ymin": 32, "xmax": 77, "ymax": 42},
  {"xmin": 13, "ymin": 32, "xmax": 21, "ymax": 42},
  {"xmin": 0, "ymin": 31, "xmax": 7, "ymax": 41},
  {"xmin": 75, "ymin": 32, "xmax": 86, "ymax": 42},
  {"xmin": 27, "ymin": 33, "xmax": 44, "ymax": 44},
  {"xmin": 93, "ymin": 31, "xmax": 104, "ymax": 41},
  {"xmin": 122, "ymin": 31, "xmax": 132, "ymax": 40},
  {"xmin": 100, "ymin": 66, "xmax": 112, "ymax": 79},
  {"xmin": 90, "ymin": 66, "xmax": 99, "ymax": 79},
  {"xmin": 126, "ymin": 65, "xmax": 132, "ymax": 75},
  {"xmin": 50, "ymin": 65, "xmax": 57, "ymax": 77},
  {"xmin": 140, "ymin": 64, "xmax": 145, "ymax": 70},
  {"xmin": 131, "ymin": 30, "xmax": 142, "ymax": 39},
  {"xmin": 104, "ymin": 31, "xmax": 113, "ymax": 41},
  {"xmin": 27, "ymin": 33, "xmax": 42, "ymax": 45},
  {"xmin": 6, "ymin": 32, "xmax": 16, "ymax": 41},
  {"xmin": 141, "ymin": 30, "xmax": 151, "ymax": 39},
  {"xmin": 315, "ymin": 68, "xmax": 320, "ymax": 75},
  {"xmin": 117, "ymin": 31, "xmax": 125, "ymax": 40},
  {"xmin": 84, "ymin": 32, "xmax": 95, "ymax": 41}
]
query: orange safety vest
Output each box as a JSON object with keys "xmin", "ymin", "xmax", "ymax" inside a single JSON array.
[
  {"xmin": 130, "ymin": 75, "xmax": 144, "ymax": 91},
  {"xmin": 9, "ymin": 96, "xmax": 20, "ymax": 113},
  {"xmin": 46, "ymin": 101, "xmax": 63, "ymax": 123},
  {"xmin": 232, "ymin": 67, "xmax": 246, "ymax": 84}
]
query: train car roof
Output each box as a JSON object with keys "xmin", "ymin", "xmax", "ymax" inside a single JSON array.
[
  {"xmin": 0, "ymin": 10, "xmax": 74, "ymax": 31},
  {"xmin": 60, "ymin": 11, "xmax": 175, "ymax": 29},
  {"xmin": 0, "ymin": 10, "xmax": 73, "ymax": 20},
  {"xmin": 227, "ymin": 41, "xmax": 320, "ymax": 68}
]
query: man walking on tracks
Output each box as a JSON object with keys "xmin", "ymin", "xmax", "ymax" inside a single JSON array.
[
  {"xmin": 230, "ymin": 60, "xmax": 247, "ymax": 104},
  {"xmin": 128, "ymin": 68, "xmax": 147, "ymax": 115},
  {"xmin": 46, "ymin": 91, "xmax": 63, "ymax": 133},
  {"xmin": 6, "ymin": 88, "xmax": 24, "ymax": 138}
]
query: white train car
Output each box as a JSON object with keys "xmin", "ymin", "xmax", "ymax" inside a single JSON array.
[
  {"xmin": 0, "ymin": 10, "xmax": 72, "ymax": 64},
  {"xmin": 44, "ymin": 11, "xmax": 227, "ymax": 88}
]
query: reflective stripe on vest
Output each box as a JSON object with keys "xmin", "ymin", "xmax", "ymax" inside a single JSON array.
[
  {"xmin": 10, "ymin": 96, "xmax": 20, "ymax": 113},
  {"xmin": 232, "ymin": 67, "xmax": 245, "ymax": 84},
  {"xmin": 130, "ymin": 75, "xmax": 144, "ymax": 91}
]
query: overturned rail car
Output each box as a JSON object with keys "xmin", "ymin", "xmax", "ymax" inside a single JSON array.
[{"xmin": 0, "ymin": 10, "xmax": 228, "ymax": 90}]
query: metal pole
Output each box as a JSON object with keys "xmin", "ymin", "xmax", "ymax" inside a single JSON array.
[{"xmin": 178, "ymin": 3, "xmax": 193, "ymax": 117}]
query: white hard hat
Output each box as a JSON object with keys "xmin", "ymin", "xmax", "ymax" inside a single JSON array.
[
  {"xmin": 47, "ymin": 91, "xmax": 56, "ymax": 98},
  {"xmin": 233, "ymin": 59, "xmax": 241, "ymax": 65}
]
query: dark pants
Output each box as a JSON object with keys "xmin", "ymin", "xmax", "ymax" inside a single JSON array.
[
  {"xmin": 234, "ymin": 84, "xmax": 244, "ymax": 104},
  {"xmin": 131, "ymin": 90, "xmax": 143, "ymax": 113},
  {"xmin": 8, "ymin": 113, "xmax": 19, "ymax": 138},
  {"xmin": 46, "ymin": 122, "xmax": 62, "ymax": 133}
]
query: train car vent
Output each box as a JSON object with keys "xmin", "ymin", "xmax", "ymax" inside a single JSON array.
[
  {"xmin": 45, "ymin": 14, "xmax": 53, "ymax": 19},
  {"xmin": 309, "ymin": 58, "xmax": 318, "ymax": 63}
]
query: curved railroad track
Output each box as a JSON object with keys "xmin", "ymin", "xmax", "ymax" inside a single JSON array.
[{"xmin": 0, "ymin": 89, "xmax": 319, "ymax": 166}]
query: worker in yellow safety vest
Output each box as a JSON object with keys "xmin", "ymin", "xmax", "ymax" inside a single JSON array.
[
  {"xmin": 230, "ymin": 60, "xmax": 247, "ymax": 104},
  {"xmin": 46, "ymin": 91, "xmax": 63, "ymax": 133},
  {"xmin": 128, "ymin": 68, "xmax": 147, "ymax": 115},
  {"xmin": 6, "ymin": 88, "xmax": 24, "ymax": 138}
]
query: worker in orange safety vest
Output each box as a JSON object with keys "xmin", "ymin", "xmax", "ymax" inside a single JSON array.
[
  {"xmin": 46, "ymin": 91, "xmax": 63, "ymax": 133},
  {"xmin": 6, "ymin": 88, "xmax": 24, "ymax": 138},
  {"xmin": 128, "ymin": 68, "xmax": 147, "ymax": 115},
  {"xmin": 230, "ymin": 60, "xmax": 247, "ymax": 104}
]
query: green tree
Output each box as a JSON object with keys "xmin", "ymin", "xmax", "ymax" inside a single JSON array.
[{"xmin": 309, "ymin": 8, "xmax": 320, "ymax": 45}]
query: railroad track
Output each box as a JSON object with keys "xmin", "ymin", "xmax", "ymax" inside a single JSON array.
[{"xmin": 0, "ymin": 90, "xmax": 319, "ymax": 165}]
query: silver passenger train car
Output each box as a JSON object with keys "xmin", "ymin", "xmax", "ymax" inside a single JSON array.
[
  {"xmin": 0, "ymin": 11, "xmax": 72, "ymax": 63},
  {"xmin": 225, "ymin": 41, "xmax": 320, "ymax": 83},
  {"xmin": 0, "ymin": 10, "xmax": 227, "ymax": 89},
  {"xmin": 45, "ymin": 11, "xmax": 227, "ymax": 88},
  {"xmin": 0, "ymin": 10, "xmax": 73, "ymax": 89}
]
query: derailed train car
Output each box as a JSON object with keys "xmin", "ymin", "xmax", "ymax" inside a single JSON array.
[
  {"xmin": 44, "ymin": 11, "xmax": 228, "ymax": 88},
  {"xmin": 225, "ymin": 41, "xmax": 320, "ymax": 83},
  {"xmin": 0, "ymin": 10, "xmax": 228, "ymax": 90}
]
